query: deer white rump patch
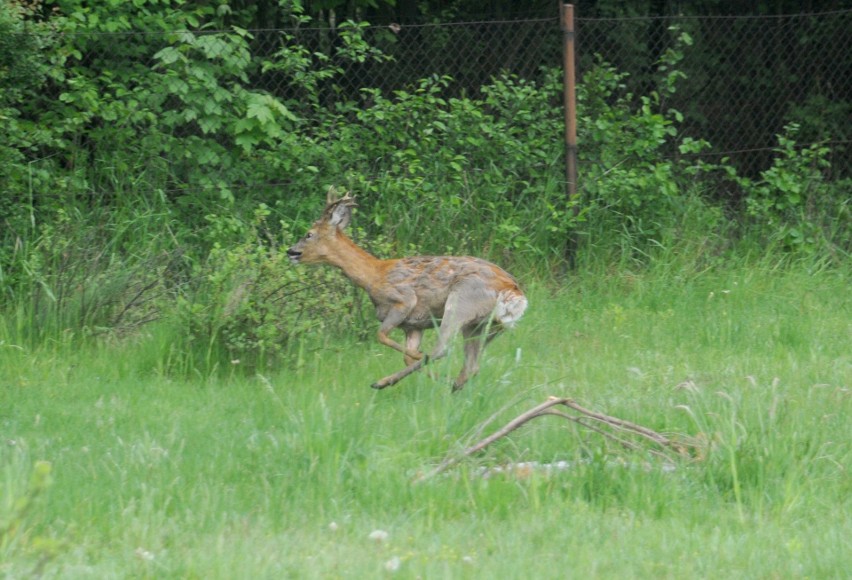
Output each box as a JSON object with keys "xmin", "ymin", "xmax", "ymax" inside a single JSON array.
[{"xmin": 494, "ymin": 292, "xmax": 528, "ymax": 328}]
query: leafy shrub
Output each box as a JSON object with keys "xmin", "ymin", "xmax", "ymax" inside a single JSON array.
[
  {"xmin": 786, "ymin": 94, "xmax": 851, "ymax": 179},
  {"xmin": 0, "ymin": 1, "xmax": 56, "ymax": 237},
  {"xmin": 575, "ymin": 30, "xmax": 720, "ymax": 257},
  {"xmin": 176, "ymin": 206, "xmax": 388, "ymax": 372},
  {"xmin": 731, "ymin": 124, "xmax": 850, "ymax": 256},
  {"xmin": 305, "ymin": 71, "xmax": 573, "ymax": 264}
]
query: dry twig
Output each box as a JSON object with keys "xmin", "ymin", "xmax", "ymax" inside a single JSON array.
[{"xmin": 416, "ymin": 396, "xmax": 698, "ymax": 482}]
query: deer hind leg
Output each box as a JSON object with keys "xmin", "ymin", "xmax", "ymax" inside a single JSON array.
[{"xmin": 452, "ymin": 321, "xmax": 504, "ymax": 392}]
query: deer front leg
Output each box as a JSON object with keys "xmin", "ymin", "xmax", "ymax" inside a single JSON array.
[
  {"xmin": 371, "ymin": 323, "xmax": 456, "ymax": 390},
  {"xmin": 376, "ymin": 329, "xmax": 424, "ymax": 363},
  {"xmin": 404, "ymin": 329, "xmax": 424, "ymax": 365},
  {"xmin": 375, "ymin": 306, "xmax": 422, "ymax": 362}
]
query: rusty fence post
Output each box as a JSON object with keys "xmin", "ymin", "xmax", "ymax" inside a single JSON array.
[{"xmin": 560, "ymin": 3, "xmax": 579, "ymax": 268}]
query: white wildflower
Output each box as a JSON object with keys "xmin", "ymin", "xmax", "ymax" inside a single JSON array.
[{"xmin": 384, "ymin": 556, "xmax": 401, "ymax": 572}]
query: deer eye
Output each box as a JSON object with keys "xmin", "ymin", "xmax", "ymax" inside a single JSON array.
[{"xmin": 305, "ymin": 232, "xmax": 314, "ymax": 240}]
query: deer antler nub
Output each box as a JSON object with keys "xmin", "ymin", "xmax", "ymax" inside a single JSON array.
[
  {"xmin": 326, "ymin": 186, "xmax": 356, "ymax": 205},
  {"xmin": 325, "ymin": 185, "xmax": 356, "ymax": 207}
]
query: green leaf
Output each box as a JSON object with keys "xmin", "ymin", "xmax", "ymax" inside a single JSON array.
[
  {"xmin": 246, "ymin": 101, "xmax": 274, "ymax": 125},
  {"xmin": 236, "ymin": 133, "xmax": 260, "ymax": 152},
  {"xmin": 154, "ymin": 46, "xmax": 182, "ymax": 65}
]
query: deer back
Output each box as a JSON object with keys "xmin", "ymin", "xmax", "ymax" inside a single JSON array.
[{"xmin": 371, "ymin": 255, "xmax": 525, "ymax": 330}]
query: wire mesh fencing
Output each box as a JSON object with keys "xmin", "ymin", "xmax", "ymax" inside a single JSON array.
[
  {"xmin": 16, "ymin": 8, "xmax": 852, "ymax": 180},
  {"xmin": 576, "ymin": 10, "xmax": 852, "ymax": 178},
  {"xmin": 324, "ymin": 9, "xmax": 852, "ymax": 178}
]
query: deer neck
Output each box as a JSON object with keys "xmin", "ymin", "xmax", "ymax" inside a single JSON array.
[{"xmin": 325, "ymin": 232, "xmax": 388, "ymax": 292}]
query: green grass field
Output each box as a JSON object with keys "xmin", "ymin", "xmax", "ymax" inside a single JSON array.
[{"xmin": 2, "ymin": 263, "xmax": 850, "ymax": 578}]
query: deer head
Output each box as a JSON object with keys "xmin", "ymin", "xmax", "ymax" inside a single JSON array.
[{"xmin": 287, "ymin": 188, "xmax": 357, "ymax": 264}]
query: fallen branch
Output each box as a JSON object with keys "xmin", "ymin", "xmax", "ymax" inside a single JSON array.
[{"xmin": 416, "ymin": 396, "xmax": 699, "ymax": 482}]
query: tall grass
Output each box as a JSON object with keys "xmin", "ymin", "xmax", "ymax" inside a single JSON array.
[
  {"xmin": 2, "ymin": 259, "xmax": 849, "ymax": 577},
  {"xmin": 0, "ymin": 190, "xmax": 187, "ymax": 351}
]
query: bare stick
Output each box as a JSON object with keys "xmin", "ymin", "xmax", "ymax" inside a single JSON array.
[
  {"xmin": 417, "ymin": 398, "xmax": 566, "ymax": 480},
  {"xmin": 560, "ymin": 399, "xmax": 672, "ymax": 446},
  {"xmin": 415, "ymin": 396, "xmax": 696, "ymax": 482},
  {"xmin": 556, "ymin": 413, "xmax": 646, "ymax": 453}
]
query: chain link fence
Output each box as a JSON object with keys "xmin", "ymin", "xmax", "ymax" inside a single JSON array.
[
  {"xmin": 578, "ymin": 10, "xmax": 852, "ymax": 178},
  {"xmin": 319, "ymin": 9, "xmax": 852, "ymax": 178},
  {"xmin": 21, "ymin": 8, "xmax": 852, "ymax": 180}
]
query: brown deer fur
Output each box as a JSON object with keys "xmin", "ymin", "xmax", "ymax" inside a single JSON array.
[{"xmin": 287, "ymin": 189, "xmax": 527, "ymax": 391}]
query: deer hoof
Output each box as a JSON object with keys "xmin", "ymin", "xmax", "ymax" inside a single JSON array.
[{"xmin": 451, "ymin": 378, "xmax": 468, "ymax": 392}]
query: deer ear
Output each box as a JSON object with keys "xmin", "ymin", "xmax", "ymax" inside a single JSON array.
[{"xmin": 328, "ymin": 201, "xmax": 352, "ymax": 229}]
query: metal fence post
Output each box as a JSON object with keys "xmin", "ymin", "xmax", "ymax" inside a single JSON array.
[{"xmin": 560, "ymin": 3, "xmax": 579, "ymax": 267}]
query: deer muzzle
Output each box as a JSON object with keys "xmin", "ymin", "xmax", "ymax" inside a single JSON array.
[{"xmin": 286, "ymin": 248, "xmax": 303, "ymax": 263}]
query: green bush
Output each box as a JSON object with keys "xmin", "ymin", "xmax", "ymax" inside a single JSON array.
[
  {"xmin": 0, "ymin": 1, "xmax": 56, "ymax": 237},
  {"xmin": 575, "ymin": 31, "xmax": 722, "ymax": 258},
  {"xmin": 733, "ymin": 124, "xmax": 850, "ymax": 256},
  {"xmin": 174, "ymin": 206, "xmax": 388, "ymax": 372},
  {"xmin": 304, "ymin": 71, "xmax": 573, "ymax": 264}
]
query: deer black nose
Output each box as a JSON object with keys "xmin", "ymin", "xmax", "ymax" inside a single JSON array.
[{"xmin": 287, "ymin": 248, "xmax": 302, "ymax": 262}]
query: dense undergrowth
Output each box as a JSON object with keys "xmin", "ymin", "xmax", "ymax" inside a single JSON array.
[{"xmin": 1, "ymin": 3, "xmax": 849, "ymax": 371}]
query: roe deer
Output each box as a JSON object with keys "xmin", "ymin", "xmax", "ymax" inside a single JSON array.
[{"xmin": 287, "ymin": 189, "xmax": 528, "ymax": 391}]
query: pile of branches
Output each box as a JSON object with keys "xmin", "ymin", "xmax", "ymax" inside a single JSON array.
[{"xmin": 416, "ymin": 396, "xmax": 702, "ymax": 482}]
